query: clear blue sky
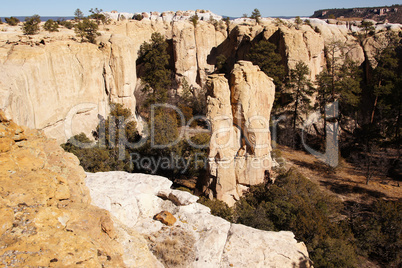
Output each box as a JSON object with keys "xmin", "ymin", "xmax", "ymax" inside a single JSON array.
[{"xmin": 1, "ymin": 0, "xmax": 400, "ymax": 17}]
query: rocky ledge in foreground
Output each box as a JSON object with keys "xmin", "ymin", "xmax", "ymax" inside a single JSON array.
[
  {"xmin": 86, "ymin": 171, "xmax": 312, "ymax": 267},
  {"xmin": 0, "ymin": 112, "xmax": 159, "ymax": 267}
]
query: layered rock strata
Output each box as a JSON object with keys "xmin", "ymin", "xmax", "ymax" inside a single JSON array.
[{"xmin": 206, "ymin": 61, "xmax": 275, "ymax": 206}]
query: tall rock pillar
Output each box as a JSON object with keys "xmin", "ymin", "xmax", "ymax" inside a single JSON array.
[
  {"xmin": 206, "ymin": 61, "xmax": 275, "ymax": 206},
  {"xmin": 206, "ymin": 74, "xmax": 241, "ymax": 205}
]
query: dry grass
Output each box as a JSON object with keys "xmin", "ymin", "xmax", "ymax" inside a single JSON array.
[{"xmin": 146, "ymin": 227, "xmax": 195, "ymax": 268}]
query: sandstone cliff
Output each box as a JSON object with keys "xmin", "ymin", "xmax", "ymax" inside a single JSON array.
[
  {"xmin": 0, "ymin": 13, "xmax": 400, "ymax": 144},
  {"xmin": 206, "ymin": 61, "xmax": 275, "ymax": 205}
]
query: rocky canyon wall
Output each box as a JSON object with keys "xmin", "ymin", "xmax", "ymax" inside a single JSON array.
[{"xmin": 0, "ymin": 12, "xmax": 399, "ymax": 144}]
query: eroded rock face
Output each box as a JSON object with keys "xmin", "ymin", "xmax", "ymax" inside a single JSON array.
[
  {"xmin": 277, "ymin": 25, "xmax": 325, "ymax": 80},
  {"xmin": 0, "ymin": 112, "xmax": 121, "ymax": 266},
  {"xmin": 0, "ymin": 112, "xmax": 160, "ymax": 267},
  {"xmin": 206, "ymin": 61, "xmax": 275, "ymax": 206},
  {"xmin": 0, "ymin": 40, "xmax": 127, "ymax": 144},
  {"xmin": 1, "ymin": 16, "xmax": 398, "ymax": 144},
  {"xmin": 85, "ymin": 171, "xmax": 312, "ymax": 268}
]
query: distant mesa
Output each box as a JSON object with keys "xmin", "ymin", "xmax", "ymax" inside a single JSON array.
[{"xmin": 311, "ymin": 4, "xmax": 402, "ymax": 23}]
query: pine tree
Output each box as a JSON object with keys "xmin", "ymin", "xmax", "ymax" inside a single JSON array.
[
  {"xmin": 287, "ymin": 61, "xmax": 314, "ymax": 130},
  {"xmin": 358, "ymin": 21, "xmax": 375, "ymax": 38},
  {"xmin": 250, "ymin": 8, "xmax": 261, "ymax": 22},
  {"xmin": 247, "ymin": 40, "xmax": 285, "ymax": 87},
  {"xmin": 247, "ymin": 40, "xmax": 285, "ymax": 108},
  {"xmin": 315, "ymin": 41, "xmax": 362, "ymax": 136},
  {"xmin": 337, "ymin": 58, "xmax": 362, "ymax": 119},
  {"xmin": 138, "ymin": 32, "xmax": 172, "ymax": 105},
  {"xmin": 74, "ymin": 8, "xmax": 84, "ymax": 21},
  {"xmin": 88, "ymin": 8, "xmax": 106, "ymax": 24},
  {"xmin": 369, "ymin": 33, "xmax": 401, "ymax": 142}
]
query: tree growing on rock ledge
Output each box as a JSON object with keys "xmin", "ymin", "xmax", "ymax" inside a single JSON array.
[{"xmin": 137, "ymin": 32, "xmax": 172, "ymax": 106}]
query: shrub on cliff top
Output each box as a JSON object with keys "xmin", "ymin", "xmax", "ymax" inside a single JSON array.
[
  {"xmin": 5, "ymin": 17, "xmax": 20, "ymax": 26},
  {"xmin": 190, "ymin": 15, "xmax": 199, "ymax": 27},
  {"xmin": 74, "ymin": 18, "xmax": 99, "ymax": 43},
  {"xmin": 43, "ymin": 19, "xmax": 59, "ymax": 32},
  {"xmin": 57, "ymin": 19, "xmax": 74, "ymax": 29},
  {"xmin": 22, "ymin": 15, "xmax": 41, "ymax": 35}
]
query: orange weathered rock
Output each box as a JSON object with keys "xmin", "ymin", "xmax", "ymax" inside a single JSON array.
[
  {"xmin": 0, "ymin": 111, "xmax": 126, "ymax": 267},
  {"xmin": 154, "ymin": 211, "xmax": 177, "ymax": 226}
]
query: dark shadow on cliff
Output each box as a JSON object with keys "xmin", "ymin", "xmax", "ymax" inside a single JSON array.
[{"xmin": 292, "ymin": 254, "xmax": 314, "ymax": 268}]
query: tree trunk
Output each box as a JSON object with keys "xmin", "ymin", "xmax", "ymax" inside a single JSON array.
[
  {"xmin": 370, "ymin": 95, "xmax": 378, "ymax": 124},
  {"xmin": 293, "ymin": 91, "xmax": 299, "ymax": 131}
]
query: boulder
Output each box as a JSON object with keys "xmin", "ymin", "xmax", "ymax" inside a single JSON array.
[
  {"xmin": 221, "ymin": 224, "xmax": 311, "ymax": 267},
  {"xmin": 154, "ymin": 211, "xmax": 177, "ymax": 226}
]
